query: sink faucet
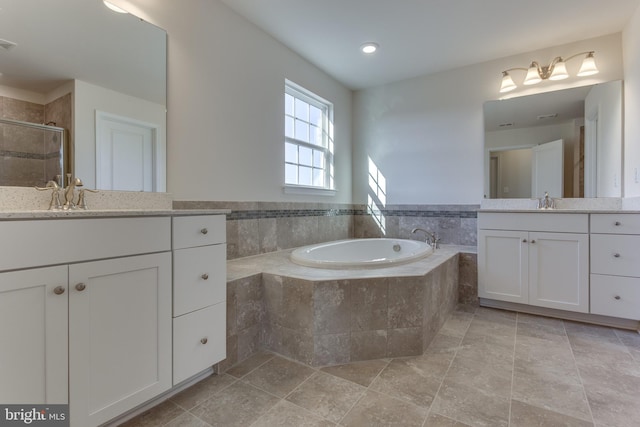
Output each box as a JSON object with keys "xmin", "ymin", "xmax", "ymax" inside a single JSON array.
[
  {"xmin": 411, "ymin": 227, "xmax": 440, "ymax": 249},
  {"xmin": 537, "ymin": 191, "xmax": 556, "ymax": 210},
  {"xmin": 35, "ymin": 180, "xmax": 63, "ymax": 210}
]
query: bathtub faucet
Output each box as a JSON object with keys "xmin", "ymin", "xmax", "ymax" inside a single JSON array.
[{"xmin": 411, "ymin": 228, "xmax": 440, "ymax": 249}]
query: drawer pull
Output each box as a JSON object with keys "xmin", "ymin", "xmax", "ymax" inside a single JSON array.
[
  {"xmin": 53, "ymin": 286, "xmax": 65, "ymax": 295},
  {"xmin": 75, "ymin": 283, "xmax": 86, "ymax": 292},
  {"xmin": 522, "ymin": 239, "xmax": 527, "ymax": 243},
  {"xmin": 614, "ymin": 253, "xmax": 621, "ymax": 258},
  {"xmin": 200, "ymin": 228, "xmax": 208, "ymax": 235},
  {"xmin": 530, "ymin": 240, "xmax": 536, "ymax": 244},
  {"xmin": 614, "ymin": 221, "xmax": 621, "ymax": 226},
  {"xmin": 200, "ymin": 337, "xmax": 208, "ymax": 345},
  {"xmin": 201, "ymin": 273, "xmax": 209, "ymax": 280},
  {"xmin": 614, "ymin": 295, "xmax": 621, "ymax": 300}
]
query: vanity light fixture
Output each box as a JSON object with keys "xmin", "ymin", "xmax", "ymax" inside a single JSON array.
[
  {"xmin": 361, "ymin": 42, "xmax": 379, "ymax": 54},
  {"xmin": 103, "ymin": 1, "xmax": 128, "ymax": 14},
  {"xmin": 500, "ymin": 51, "xmax": 598, "ymax": 93}
]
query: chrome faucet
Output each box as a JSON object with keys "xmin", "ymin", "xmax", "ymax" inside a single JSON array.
[
  {"xmin": 411, "ymin": 227, "xmax": 440, "ymax": 249},
  {"xmin": 537, "ymin": 191, "xmax": 555, "ymax": 210}
]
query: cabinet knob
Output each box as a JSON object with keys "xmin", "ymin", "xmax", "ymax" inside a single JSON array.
[
  {"xmin": 200, "ymin": 337, "xmax": 208, "ymax": 345},
  {"xmin": 530, "ymin": 240, "xmax": 536, "ymax": 244},
  {"xmin": 614, "ymin": 295, "xmax": 621, "ymax": 300},
  {"xmin": 75, "ymin": 283, "xmax": 86, "ymax": 291},
  {"xmin": 201, "ymin": 273, "xmax": 209, "ymax": 280},
  {"xmin": 200, "ymin": 228, "xmax": 208, "ymax": 235},
  {"xmin": 53, "ymin": 286, "xmax": 65, "ymax": 295},
  {"xmin": 615, "ymin": 221, "xmax": 621, "ymax": 226},
  {"xmin": 522, "ymin": 239, "xmax": 527, "ymax": 243},
  {"xmin": 614, "ymin": 253, "xmax": 621, "ymax": 258}
]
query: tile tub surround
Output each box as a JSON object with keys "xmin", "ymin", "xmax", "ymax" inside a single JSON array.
[
  {"xmin": 221, "ymin": 245, "xmax": 475, "ymax": 368},
  {"xmin": 173, "ymin": 201, "xmax": 479, "ymax": 260}
]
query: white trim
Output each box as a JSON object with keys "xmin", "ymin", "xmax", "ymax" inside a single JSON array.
[{"xmin": 283, "ymin": 185, "xmax": 337, "ymax": 196}]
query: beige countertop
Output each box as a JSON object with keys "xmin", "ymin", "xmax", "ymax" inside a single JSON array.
[{"xmin": 0, "ymin": 208, "xmax": 230, "ymax": 220}]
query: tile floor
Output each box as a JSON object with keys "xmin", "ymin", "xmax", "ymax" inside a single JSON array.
[{"xmin": 120, "ymin": 306, "xmax": 640, "ymax": 427}]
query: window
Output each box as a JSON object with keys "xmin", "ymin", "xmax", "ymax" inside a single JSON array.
[{"xmin": 284, "ymin": 80, "xmax": 334, "ymax": 191}]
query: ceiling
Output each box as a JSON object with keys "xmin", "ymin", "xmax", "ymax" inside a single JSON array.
[
  {"xmin": 219, "ymin": 0, "xmax": 640, "ymax": 90},
  {"xmin": 0, "ymin": 0, "xmax": 166, "ymax": 104}
]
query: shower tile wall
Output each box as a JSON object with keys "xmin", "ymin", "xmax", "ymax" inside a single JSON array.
[
  {"xmin": 0, "ymin": 94, "xmax": 71, "ymax": 187},
  {"xmin": 173, "ymin": 201, "xmax": 479, "ymax": 260}
]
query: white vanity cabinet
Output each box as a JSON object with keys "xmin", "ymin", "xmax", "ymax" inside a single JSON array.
[
  {"xmin": 0, "ymin": 266, "xmax": 68, "ymax": 405},
  {"xmin": 478, "ymin": 212, "xmax": 589, "ymax": 313},
  {"xmin": 590, "ymin": 214, "xmax": 640, "ymax": 320},
  {"xmin": 172, "ymin": 215, "xmax": 226, "ymax": 385},
  {"xmin": 0, "ymin": 217, "xmax": 172, "ymax": 427}
]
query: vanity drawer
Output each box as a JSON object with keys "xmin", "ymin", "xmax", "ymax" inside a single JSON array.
[
  {"xmin": 0, "ymin": 217, "xmax": 170, "ymax": 272},
  {"xmin": 590, "ymin": 274, "xmax": 640, "ymax": 320},
  {"xmin": 172, "ymin": 215, "xmax": 225, "ymax": 249},
  {"xmin": 173, "ymin": 302, "xmax": 226, "ymax": 384},
  {"xmin": 478, "ymin": 212, "xmax": 588, "ymax": 233},
  {"xmin": 173, "ymin": 244, "xmax": 226, "ymax": 316},
  {"xmin": 591, "ymin": 214, "xmax": 640, "ymax": 235},
  {"xmin": 590, "ymin": 235, "xmax": 640, "ymax": 277}
]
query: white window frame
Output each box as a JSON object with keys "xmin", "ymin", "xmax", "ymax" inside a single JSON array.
[{"xmin": 284, "ymin": 79, "xmax": 335, "ymax": 195}]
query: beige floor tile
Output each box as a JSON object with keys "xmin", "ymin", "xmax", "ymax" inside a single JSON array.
[
  {"xmin": 438, "ymin": 311, "xmax": 474, "ymax": 338},
  {"xmin": 512, "ymin": 367, "xmax": 591, "ymax": 422},
  {"xmin": 163, "ymin": 412, "xmax": 211, "ymax": 427},
  {"xmin": 320, "ymin": 359, "xmax": 389, "ymax": 387},
  {"xmin": 170, "ymin": 374, "xmax": 236, "ymax": 410},
  {"xmin": 242, "ymin": 355, "xmax": 315, "ymax": 397},
  {"xmin": 423, "ymin": 413, "xmax": 472, "ymax": 427},
  {"xmin": 583, "ymin": 382, "xmax": 640, "ymax": 427},
  {"xmin": 369, "ymin": 358, "xmax": 443, "ymax": 408},
  {"xmin": 119, "ymin": 400, "xmax": 184, "ymax": 427},
  {"xmin": 424, "ymin": 333, "xmax": 462, "ymax": 354},
  {"xmin": 515, "ymin": 320, "xmax": 568, "ymax": 343},
  {"xmin": 190, "ymin": 381, "xmax": 279, "ymax": 427},
  {"xmin": 509, "ymin": 399, "xmax": 593, "ymax": 427},
  {"xmin": 474, "ymin": 307, "xmax": 517, "ymax": 323},
  {"xmin": 340, "ymin": 390, "xmax": 428, "ymax": 427},
  {"xmin": 444, "ymin": 352, "xmax": 512, "ymax": 399},
  {"xmin": 251, "ymin": 400, "xmax": 335, "ymax": 427},
  {"xmin": 614, "ymin": 328, "xmax": 640, "ymax": 361},
  {"xmin": 285, "ymin": 371, "xmax": 365, "ymax": 423},
  {"xmin": 224, "ymin": 351, "xmax": 274, "ymax": 378},
  {"xmin": 430, "ymin": 380, "xmax": 510, "ymax": 427}
]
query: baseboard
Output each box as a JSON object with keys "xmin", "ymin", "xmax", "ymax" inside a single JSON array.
[{"xmin": 479, "ymin": 298, "xmax": 640, "ymax": 331}]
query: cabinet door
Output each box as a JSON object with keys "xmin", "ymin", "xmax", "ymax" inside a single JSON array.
[
  {"xmin": 478, "ymin": 229, "xmax": 528, "ymax": 304},
  {"xmin": 0, "ymin": 266, "xmax": 68, "ymax": 404},
  {"xmin": 69, "ymin": 252, "xmax": 171, "ymax": 427},
  {"xmin": 529, "ymin": 232, "xmax": 589, "ymax": 313}
]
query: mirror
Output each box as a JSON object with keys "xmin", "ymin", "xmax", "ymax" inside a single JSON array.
[
  {"xmin": 0, "ymin": 0, "xmax": 166, "ymax": 191},
  {"xmin": 483, "ymin": 80, "xmax": 622, "ymax": 199}
]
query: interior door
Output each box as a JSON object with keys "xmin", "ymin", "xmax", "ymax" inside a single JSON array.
[
  {"xmin": 531, "ymin": 139, "xmax": 563, "ymax": 199},
  {"xmin": 96, "ymin": 111, "xmax": 157, "ymax": 192}
]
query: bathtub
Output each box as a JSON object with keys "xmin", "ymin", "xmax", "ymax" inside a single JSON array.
[{"xmin": 290, "ymin": 238, "xmax": 432, "ymax": 268}]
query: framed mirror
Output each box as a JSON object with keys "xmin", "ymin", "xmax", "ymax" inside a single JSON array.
[
  {"xmin": 0, "ymin": 0, "xmax": 166, "ymax": 191},
  {"xmin": 483, "ymin": 80, "xmax": 622, "ymax": 199}
]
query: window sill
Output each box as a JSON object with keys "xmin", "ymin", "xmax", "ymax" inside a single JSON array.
[{"xmin": 283, "ymin": 185, "xmax": 337, "ymax": 197}]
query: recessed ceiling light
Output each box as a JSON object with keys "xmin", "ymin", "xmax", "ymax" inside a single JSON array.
[
  {"xmin": 103, "ymin": 1, "xmax": 129, "ymax": 14},
  {"xmin": 360, "ymin": 42, "xmax": 379, "ymax": 54}
]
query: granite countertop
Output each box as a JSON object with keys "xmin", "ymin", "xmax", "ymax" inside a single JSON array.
[
  {"xmin": 479, "ymin": 197, "xmax": 640, "ymax": 213},
  {"xmin": 0, "ymin": 187, "xmax": 230, "ymax": 219},
  {"xmin": 0, "ymin": 208, "xmax": 231, "ymax": 220}
]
